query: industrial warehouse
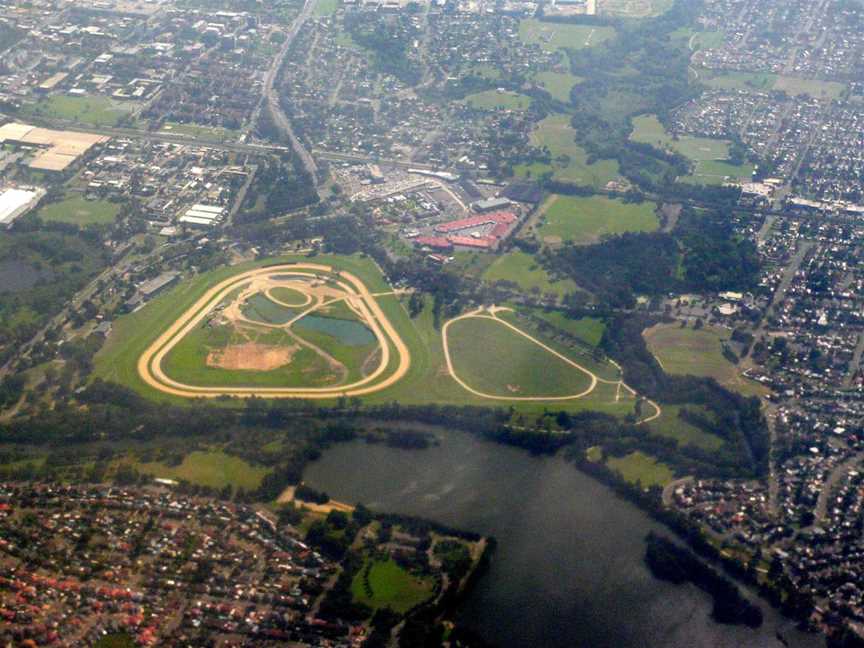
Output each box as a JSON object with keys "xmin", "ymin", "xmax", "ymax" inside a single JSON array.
[{"xmin": 0, "ymin": 186, "xmax": 45, "ymax": 228}]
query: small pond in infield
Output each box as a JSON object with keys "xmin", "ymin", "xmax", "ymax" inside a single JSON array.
[{"xmin": 294, "ymin": 314, "xmax": 376, "ymax": 346}]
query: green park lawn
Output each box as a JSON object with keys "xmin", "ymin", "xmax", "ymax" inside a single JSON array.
[
  {"xmin": 647, "ymin": 404, "xmax": 724, "ymax": 451},
  {"xmin": 482, "ymin": 251, "xmax": 578, "ymax": 298},
  {"xmin": 447, "ymin": 315, "xmax": 594, "ymax": 397},
  {"xmin": 515, "ymin": 114, "xmax": 620, "ymax": 188},
  {"xmin": 37, "ymin": 194, "xmax": 120, "ymax": 226},
  {"xmin": 464, "ymin": 89, "xmax": 532, "ymax": 111},
  {"xmin": 519, "ymin": 19, "xmax": 614, "ymax": 51},
  {"xmin": 643, "ymin": 322, "xmax": 767, "ymax": 397},
  {"xmin": 630, "ymin": 114, "xmax": 730, "ymax": 161},
  {"xmin": 133, "ymin": 450, "xmax": 270, "ymax": 490},
  {"xmin": 773, "ymin": 76, "xmax": 846, "ymax": 99},
  {"xmin": 702, "ymin": 71, "xmax": 779, "ymax": 92},
  {"xmin": 24, "ymin": 95, "xmax": 131, "ymax": 127},
  {"xmin": 606, "ymin": 451, "xmax": 674, "ymax": 487},
  {"xmin": 530, "ymin": 311, "xmax": 606, "ymax": 347},
  {"xmin": 351, "ymin": 558, "xmax": 435, "ymax": 613},
  {"xmin": 536, "ymin": 194, "xmax": 659, "ymax": 245},
  {"xmin": 534, "ymin": 71, "xmax": 583, "ymax": 102}
]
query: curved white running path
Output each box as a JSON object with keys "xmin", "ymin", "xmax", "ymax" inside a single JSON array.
[
  {"xmin": 441, "ymin": 307, "xmax": 662, "ymax": 423},
  {"xmin": 138, "ymin": 264, "xmax": 410, "ymax": 399}
]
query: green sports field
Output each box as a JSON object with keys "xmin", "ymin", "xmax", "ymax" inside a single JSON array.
[
  {"xmin": 536, "ymin": 194, "xmax": 659, "ymax": 245},
  {"xmin": 446, "ymin": 316, "xmax": 594, "ymax": 398},
  {"xmin": 36, "ymin": 194, "xmax": 120, "ymax": 226},
  {"xmin": 23, "ymin": 95, "xmax": 131, "ymax": 127}
]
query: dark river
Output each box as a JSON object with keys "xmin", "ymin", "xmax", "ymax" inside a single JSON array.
[{"xmin": 304, "ymin": 427, "xmax": 824, "ymax": 648}]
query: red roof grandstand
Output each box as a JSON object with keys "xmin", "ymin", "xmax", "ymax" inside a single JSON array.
[
  {"xmin": 448, "ymin": 235, "xmax": 494, "ymax": 249},
  {"xmin": 434, "ymin": 210, "xmax": 517, "ymax": 233},
  {"xmin": 414, "ymin": 236, "xmax": 453, "ymax": 250}
]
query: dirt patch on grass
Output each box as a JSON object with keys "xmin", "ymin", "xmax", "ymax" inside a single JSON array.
[{"xmin": 207, "ymin": 342, "xmax": 298, "ymax": 371}]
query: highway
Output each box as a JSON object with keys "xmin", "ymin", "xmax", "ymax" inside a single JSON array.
[{"xmin": 255, "ymin": 0, "xmax": 320, "ymax": 184}]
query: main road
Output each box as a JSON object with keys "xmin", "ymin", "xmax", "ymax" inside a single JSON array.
[{"xmin": 253, "ymin": 0, "xmax": 320, "ymax": 184}]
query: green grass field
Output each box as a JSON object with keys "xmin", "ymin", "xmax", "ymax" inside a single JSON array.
[
  {"xmin": 519, "ymin": 19, "xmax": 615, "ymax": 51},
  {"xmin": 599, "ymin": 0, "xmax": 673, "ymax": 17},
  {"xmin": 94, "ymin": 634, "xmax": 136, "ymax": 648},
  {"xmin": 773, "ymin": 76, "xmax": 846, "ymax": 100},
  {"xmin": 92, "ymin": 255, "xmax": 637, "ymax": 417},
  {"xmin": 648, "ymin": 404, "xmax": 724, "ymax": 451},
  {"xmin": 161, "ymin": 323, "xmax": 340, "ymax": 388},
  {"xmin": 682, "ymin": 159, "xmax": 754, "ymax": 185},
  {"xmin": 688, "ymin": 30, "xmax": 724, "ymax": 50},
  {"xmin": 464, "ymin": 89, "xmax": 532, "ymax": 111},
  {"xmin": 36, "ymin": 194, "xmax": 120, "ymax": 226},
  {"xmin": 530, "ymin": 310, "xmax": 606, "ymax": 347},
  {"xmin": 630, "ymin": 114, "xmax": 730, "ymax": 161},
  {"xmin": 24, "ymin": 95, "xmax": 131, "ymax": 127},
  {"xmin": 482, "ymin": 251, "xmax": 578, "ymax": 298},
  {"xmin": 606, "ymin": 451, "xmax": 674, "ymax": 487},
  {"xmin": 92, "ymin": 254, "xmax": 389, "ymax": 400},
  {"xmin": 447, "ymin": 316, "xmax": 594, "ymax": 397},
  {"xmin": 702, "ymin": 71, "xmax": 778, "ymax": 92},
  {"xmin": 241, "ymin": 293, "xmax": 298, "ymax": 324},
  {"xmin": 515, "ymin": 114, "xmax": 620, "ymax": 188},
  {"xmin": 160, "ymin": 122, "xmax": 237, "ymax": 143},
  {"xmin": 269, "ymin": 286, "xmax": 311, "ymax": 306},
  {"xmin": 351, "ymin": 558, "xmax": 435, "ymax": 613},
  {"xmin": 133, "ymin": 450, "xmax": 270, "ymax": 490},
  {"xmin": 534, "ymin": 71, "xmax": 584, "ymax": 102},
  {"xmin": 313, "ymin": 0, "xmax": 338, "ymax": 16},
  {"xmin": 643, "ymin": 323, "xmax": 767, "ymax": 397},
  {"xmin": 536, "ymin": 194, "xmax": 659, "ymax": 245}
]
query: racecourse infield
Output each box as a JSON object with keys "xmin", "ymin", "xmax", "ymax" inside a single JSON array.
[{"xmin": 138, "ymin": 263, "xmax": 411, "ymax": 399}]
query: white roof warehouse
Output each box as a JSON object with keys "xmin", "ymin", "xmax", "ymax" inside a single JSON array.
[{"xmin": 0, "ymin": 187, "xmax": 45, "ymax": 228}]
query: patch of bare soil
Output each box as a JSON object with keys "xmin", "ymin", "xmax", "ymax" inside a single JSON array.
[{"xmin": 207, "ymin": 342, "xmax": 298, "ymax": 371}]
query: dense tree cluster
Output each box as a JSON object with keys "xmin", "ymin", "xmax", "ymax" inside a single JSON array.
[{"xmin": 644, "ymin": 532, "xmax": 763, "ymax": 627}]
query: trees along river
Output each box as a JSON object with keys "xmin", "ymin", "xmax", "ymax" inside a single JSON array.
[{"xmin": 304, "ymin": 427, "xmax": 822, "ymax": 648}]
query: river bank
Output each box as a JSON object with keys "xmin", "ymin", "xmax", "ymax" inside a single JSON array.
[{"xmin": 303, "ymin": 425, "xmax": 822, "ymax": 648}]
